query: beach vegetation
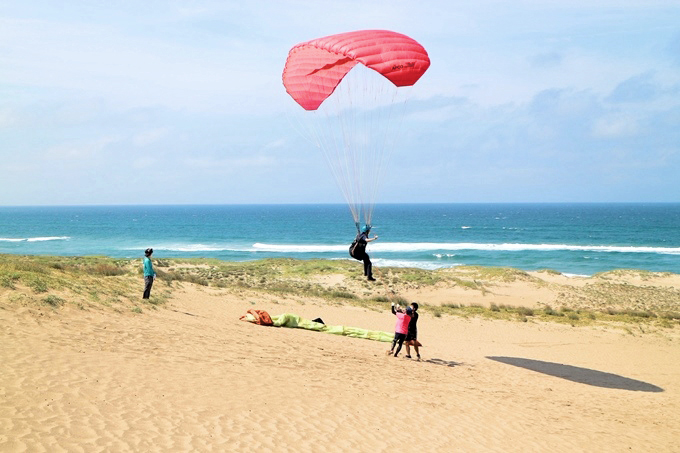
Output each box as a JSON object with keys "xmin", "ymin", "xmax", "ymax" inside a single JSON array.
[
  {"xmin": 28, "ymin": 278, "xmax": 48, "ymax": 293},
  {"xmin": 89, "ymin": 263, "xmax": 127, "ymax": 276},
  {"xmin": 538, "ymin": 269, "xmax": 562, "ymax": 276},
  {"xmin": 660, "ymin": 312, "xmax": 680, "ymax": 320},
  {"xmin": 596, "ymin": 269, "xmax": 672, "ymax": 281},
  {"xmin": 10, "ymin": 259, "xmax": 50, "ymax": 274},
  {"xmin": 43, "ymin": 295, "xmax": 65, "ymax": 307},
  {"xmin": 328, "ymin": 290, "xmax": 357, "ymax": 299},
  {"xmin": 371, "ymin": 295, "xmax": 390, "ymax": 303},
  {"xmin": 180, "ymin": 274, "xmax": 209, "ymax": 287},
  {"xmin": 1, "ymin": 255, "xmax": 678, "ymax": 334},
  {"xmin": 543, "ymin": 305, "xmax": 557, "ymax": 316},
  {"xmin": 451, "ymin": 277, "xmax": 484, "ymax": 291},
  {"xmin": 458, "ymin": 266, "xmax": 537, "ymax": 282},
  {"xmin": 0, "ymin": 272, "xmax": 20, "ymax": 289},
  {"xmin": 517, "ymin": 307, "xmax": 534, "ymax": 317},
  {"xmin": 396, "ymin": 268, "xmax": 440, "ymax": 285}
]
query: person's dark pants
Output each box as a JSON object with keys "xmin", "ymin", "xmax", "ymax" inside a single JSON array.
[
  {"xmin": 362, "ymin": 254, "xmax": 373, "ymax": 278},
  {"xmin": 143, "ymin": 276, "xmax": 154, "ymax": 299},
  {"xmin": 391, "ymin": 332, "xmax": 406, "ymax": 356}
]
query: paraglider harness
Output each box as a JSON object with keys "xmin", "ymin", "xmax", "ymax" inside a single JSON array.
[
  {"xmin": 349, "ymin": 223, "xmax": 369, "ymax": 260},
  {"xmin": 349, "ymin": 235, "xmax": 362, "ymax": 260}
]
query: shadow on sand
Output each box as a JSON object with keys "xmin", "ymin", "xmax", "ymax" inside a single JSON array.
[
  {"xmin": 487, "ymin": 356, "xmax": 663, "ymax": 392},
  {"xmin": 425, "ymin": 358, "xmax": 463, "ymax": 368}
]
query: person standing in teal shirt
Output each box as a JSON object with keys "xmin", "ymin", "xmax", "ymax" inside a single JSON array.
[{"xmin": 142, "ymin": 248, "xmax": 156, "ymax": 299}]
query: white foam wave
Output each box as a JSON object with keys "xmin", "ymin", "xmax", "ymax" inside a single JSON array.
[
  {"xmin": 155, "ymin": 244, "xmax": 242, "ymax": 252},
  {"xmin": 372, "ymin": 258, "xmax": 455, "ymax": 270},
  {"xmin": 27, "ymin": 236, "xmax": 71, "ymax": 242},
  {"xmin": 253, "ymin": 242, "xmax": 680, "ymax": 255},
  {"xmin": 121, "ymin": 241, "xmax": 680, "ymax": 256},
  {"xmin": 376, "ymin": 242, "xmax": 680, "ymax": 255},
  {"xmin": 253, "ymin": 243, "xmax": 347, "ymax": 253},
  {"xmin": 0, "ymin": 236, "xmax": 70, "ymax": 242}
]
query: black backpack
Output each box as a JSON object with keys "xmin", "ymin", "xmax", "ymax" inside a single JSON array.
[{"xmin": 349, "ymin": 233, "xmax": 364, "ymax": 260}]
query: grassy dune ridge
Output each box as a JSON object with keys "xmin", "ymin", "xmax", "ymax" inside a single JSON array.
[{"xmin": 1, "ymin": 254, "xmax": 679, "ymax": 330}]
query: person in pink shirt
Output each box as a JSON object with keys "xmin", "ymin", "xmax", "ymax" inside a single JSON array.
[{"xmin": 388, "ymin": 302, "xmax": 412, "ymax": 357}]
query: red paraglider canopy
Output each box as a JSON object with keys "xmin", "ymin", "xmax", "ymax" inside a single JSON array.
[{"xmin": 282, "ymin": 30, "xmax": 430, "ymax": 110}]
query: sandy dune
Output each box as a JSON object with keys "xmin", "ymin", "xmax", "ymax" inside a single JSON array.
[{"xmin": 1, "ymin": 281, "xmax": 679, "ymax": 452}]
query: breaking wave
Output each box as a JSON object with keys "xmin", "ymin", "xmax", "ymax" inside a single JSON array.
[
  {"xmin": 252, "ymin": 242, "xmax": 680, "ymax": 255},
  {"xmin": 0, "ymin": 236, "xmax": 70, "ymax": 242}
]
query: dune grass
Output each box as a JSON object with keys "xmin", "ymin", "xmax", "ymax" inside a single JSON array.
[
  {"xmin": 1, "ymin": 254, "xmax": 678, "ymax": 331},
  {"xmin": 0, "ymin": 255, "xmax": 150, "ymax": 312},
  {"xmin": 412, "ymin": 301, "xmax": 680, "ymax": 329}
]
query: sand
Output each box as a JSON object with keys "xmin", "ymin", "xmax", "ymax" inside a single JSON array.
[{"xmin": 2, "ymin": 272, "xmax": 680, "ymax": 452}]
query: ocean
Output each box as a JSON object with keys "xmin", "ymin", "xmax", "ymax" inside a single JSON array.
[{"xmin": 1, "ymin": 203, "xmax": 679, "ymax": 277}]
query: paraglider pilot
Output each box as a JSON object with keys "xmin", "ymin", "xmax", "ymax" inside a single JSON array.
[{"xmin": 350, "ymin": 225, "xmax": 379, "ymax": 281}]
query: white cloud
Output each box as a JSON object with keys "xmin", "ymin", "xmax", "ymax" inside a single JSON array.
[
  {"xmin": 183, "ymin": 155, "xmax": 277, "ymax": 170},
  {"xmin": 592, "ymin": 114, "xmax": 640, "ymax": 138},
  {"xmin": 1, "ymin": 0, "xmax": 679, "ymax": 204},
  {"xmin": 0, "ymin": 108, "xmax": 16, "ymax": 128},
  {"xmin": 133, "ymin": 128, "xmax": 169, "ymax": 147},
  {"xmin": 132, "ymin": 157, "xmax": 157, "ymax": 169},
  {"xmin": 44, "ymin": 136, "xmax": 121, "ymax": 160},
  {"xmin": 263, "ymin": 138, "xmax": 286, "ymax": 149}
]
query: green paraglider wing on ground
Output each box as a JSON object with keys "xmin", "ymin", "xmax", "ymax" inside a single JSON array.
[{"xmin": 271, "ymin": 313, "xmax": 393, "ymax": 342}]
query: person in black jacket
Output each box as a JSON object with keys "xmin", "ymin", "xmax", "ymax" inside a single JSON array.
[
  {"xmin": 404, "ymin": 302, "xmax": 421, "ymax": 360},
  {"xmin": 349, "ymin": 225, "xmax": 379, "ymax": 281}
]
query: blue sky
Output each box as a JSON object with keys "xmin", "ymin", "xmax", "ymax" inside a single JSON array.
[{"xmin": 1, "ymin": 0, "xmax": 679, "ymax": 205}]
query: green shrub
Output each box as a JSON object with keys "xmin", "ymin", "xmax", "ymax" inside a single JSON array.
[
  {"xmin": 329, "ymin": 291, "xmax": 357, "ymax": 299},
  {"xmin": 0, "ymin": 272, "xmax": 20, "ymax": 289},
  {"xmin": 626, "ymin": 310, "xmax": 656, "ymax": 319},
  {"xmin": 516, "ymin": 306, "xmax": 534, "ymax": 317},
  {"xmin": 44, "ymin": 295, "xmax": 64, "ymax": 307},
  {"xmin": 660, "ymin": 312, "xmax": 680, "ymax": 320},
  {"xmin": 391, "ymin": 296, "xmax": 409, "ymax": 306},
  {"xmin": 90, "ymin": 264, "xmax": 126, "ymax": 276},
  {"xmin": 13, "ymin": 261, "xmax": 49, "ymax": 274},
  {"xmin": 183, "ymin": 274, "xmax": 209, "ymax": 286},
  {"xmin": 29, "ymin": 278, "xmax": 48, "ymax": 293}
]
